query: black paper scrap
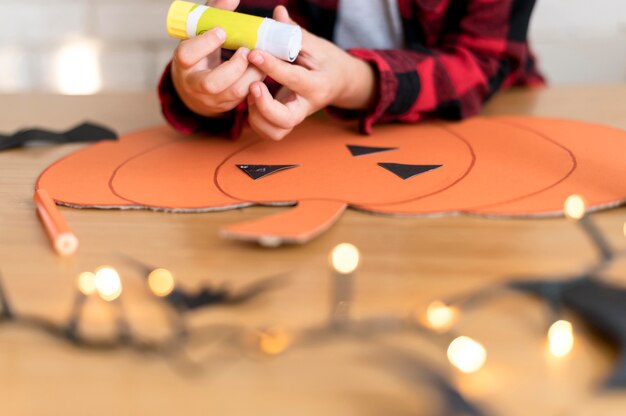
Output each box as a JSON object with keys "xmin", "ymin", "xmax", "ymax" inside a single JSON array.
[{"xmin": 0, "ymin": 122, "xmax": 117, "ymax": 151}]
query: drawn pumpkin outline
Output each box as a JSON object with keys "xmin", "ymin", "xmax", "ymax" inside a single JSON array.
[{"xmin": 36, "ymin": 116, "xmax": 626, "ymax": 246}]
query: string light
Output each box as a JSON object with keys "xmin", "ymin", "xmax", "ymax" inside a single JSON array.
[
  {"xmin": 447, "ymin": 336, "xmax": 487, "ymax": 374},
  {"xmin": 548, "ymin": 320, "xmax": 574, "ymax": 358},
  {"xmin": 564, "ymin": 194, "xmax": 586, "ymax": 221},
  {"xmin": 0, "ymin": 185, "xmax": 623, "ymax": 415},
  {"xmin": 77, "ymin": 272, "xmax": 97, "ymax": 296},
  {"xmin": 258, "ymin": 327, "xmax": 291, "ymax": 356},
  {"xmin": 425, "ymin": 301, "xmax": 458, "ymax": 333},
  {"xmin": 94, "ymin": 266, "xmax": 122, "ymax": 302},
  {"xmin": 330, "ymin": 243, "xmax": 360, "ymax": 275},
  {"xmin": 148, "ymin": 268, "xmax": 175, "ymax": 297},
  {"xmin": 623, "ymin": 221, "xmax": 626, "ymax": 239},
  {"xmin": 0, "ymin": 265, "xmax": 280, "ymax": 354}
]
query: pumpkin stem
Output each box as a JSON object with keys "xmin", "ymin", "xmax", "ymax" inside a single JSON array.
[{"xmin": 221, "ymin": 200, "xmax": 348, "ymax": 247}]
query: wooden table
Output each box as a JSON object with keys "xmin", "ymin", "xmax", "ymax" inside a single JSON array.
[{"xmin": 1, "ymin": 86, "xmax": 626, "ymax": 415}]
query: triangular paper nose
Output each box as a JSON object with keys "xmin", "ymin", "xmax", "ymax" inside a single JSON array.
[
  {"xmin": 347, "ymin": 144, "xmax": 397, "ymax": 157},
  {"xmin": 237, "ymin": 164, "xmax": 299, "ymax": 180},
  {"xmin": 378, "ymin": 163, "xmax": 442, "ymax": 180}
]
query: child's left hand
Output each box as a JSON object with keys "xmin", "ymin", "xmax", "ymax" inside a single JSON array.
[{"xmin": 246, "ymin": 6, "xmax": 376, "ymax": 141}]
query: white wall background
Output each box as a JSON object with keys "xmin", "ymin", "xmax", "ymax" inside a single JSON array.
[
  {"xmin": 0, "ymin": 0, "xmax": 624, "ymax": 93},
  {"xmin": 0, "ymin": 0, "xmax": 177, "ymax": 93},
  {"xmin": 530, "ymin": 0, "xmax": 626, "ymax": 84}
]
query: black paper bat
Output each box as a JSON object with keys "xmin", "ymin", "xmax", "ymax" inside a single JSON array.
[
  {"xmin": 453, "ymin": 210, "xmax": 626, "ymax": 389},
  {"xmin": 0, "ymin": 122, "xmax": 117, "ymax": 151},
  {"xmin": 119, "ymin": 255, "xmax": 288, "ymax": 311},
  {"xmin": 562, "ymin": 278, "xmax": 626, "ymax": 388},
  {"xmin": 367, "ymin": 344, "xmax": 488, "ymax": 416},
  {"xmin": 162, "ymin": 276, "xmax": 287, "ymax": 311},
  {"xmin": 512, "ymin": 276, "xmax": 626, "ymax": 388}
]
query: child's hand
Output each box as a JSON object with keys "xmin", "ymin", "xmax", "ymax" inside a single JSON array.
[
  {"xmin": 246, "ymin": 6, "xmax": 376, "ymax": 141},
  {"xmin": 171, "ymin": 0, "xmax": 264, "ymax": 118}
]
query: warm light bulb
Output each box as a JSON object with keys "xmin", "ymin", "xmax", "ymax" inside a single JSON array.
[
  {"xmin": 426, "ymin": 301, "xmax": 458, "ymax": 332},
  {"xmin": 259, "ymin": 328, "xmax": 291, "ymax": 356},
  {"xmin": 564, "ymin": 195, "xmax": 586, "ymax": 220},
  {"xmin": 548, "ymin": 320, "xmax": 574, "ymax": 358},
  {"xmin": 447, "ymin": 336, "xmax": 487, "ymax": 374},
  {"xmin": 622, "ymin": 221, "xmax": 626, "ymax": 239},
  {"xmin": 94, "ymin": 266, "xmax": 122, "ymax": 302},
  {"xmin": 77, "ymin": 272, "xmax": 97, "ymax": 296},
  {"xmin": 330, "ymin": 243, "xmax": 360, "ymax": 274},
  {"xmin": 148, "ymin": 268, "xmax": 175, "ymax": 297},
  {"xmin": 53, "ymin": 39, "xmax": 102, "ymax": 95}
]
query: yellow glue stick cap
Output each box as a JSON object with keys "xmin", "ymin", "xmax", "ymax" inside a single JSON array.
[{"xmin": 167, "ymin": 1, "xmax": 196, "ymax": 39}]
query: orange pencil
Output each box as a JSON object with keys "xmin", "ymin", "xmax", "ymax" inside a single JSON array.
[{"xmin": 34, "ymin": 189, "xmax": 79, "ymax": 256}]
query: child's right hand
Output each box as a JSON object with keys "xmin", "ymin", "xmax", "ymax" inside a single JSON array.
[{"xmin": 170, "ymin": 0, "xmax": 265, "ymax": 118}]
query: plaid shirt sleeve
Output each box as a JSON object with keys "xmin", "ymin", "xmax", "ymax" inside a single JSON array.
[
  {"xmin": 158, "ymin": 0, "xmax": 544, "ymax": 137},
  {"xmin": 330, "ymin": 0, "xmax": 544, "ymax": 134}
]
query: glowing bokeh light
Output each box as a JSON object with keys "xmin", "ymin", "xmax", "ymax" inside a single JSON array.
[
  {"xmin": 426, "ymin": 301, "xmax": 458, "ymax": 333},
  {"xmin": 564, "ymin": 194, "xmax": 586, "ymax": 221},
  {"xmin": 77, "ymin": 272, "xmax": 97, "ymax": 296},
  {"xmin": 148, "ymin": 268, "xmax": 175, "ymax": 297},
  {"xmin": 447, "ymin": 336, "xmax": 487, "ymax": 374},
  {"xmin": 330, "ymin": 243, "xmax": 360, "ymax": 275},
  {"xmin": 548, "ymin": 320, "xmax": 574, "ymax": 358},
  {"xmin": 94, "ymin": 266, "xmax": 122, "ymax": 302},
  {"xmin": 53, "ymin": 39, "xmax": 102, "ymax": 95}
]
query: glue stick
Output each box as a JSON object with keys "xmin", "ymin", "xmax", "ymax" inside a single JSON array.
[{"xmin": 167, "ymin": 1, "xmax": 302, "ymax": 62}]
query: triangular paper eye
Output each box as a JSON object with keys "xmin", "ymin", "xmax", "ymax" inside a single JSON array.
[
  {"xmin": 347, "ymin": 144, "xmax": 397, "ymax": 157},
  {"xmin": 378, "ymin": 163, "xmax": 443, "ymax": 180},
  {"xmin": 237, "ymin": 164, "xmax": 300, "ymax": 180}
]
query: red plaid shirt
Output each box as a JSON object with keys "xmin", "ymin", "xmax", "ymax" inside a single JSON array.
[{"xmin": 159, "ymin": 0, "xmax": 544, "ymax": 137}]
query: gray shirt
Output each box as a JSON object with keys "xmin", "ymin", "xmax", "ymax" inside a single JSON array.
[{"xmin": 334, "ymin": 0, "xmax": 404, "ymax": 50}]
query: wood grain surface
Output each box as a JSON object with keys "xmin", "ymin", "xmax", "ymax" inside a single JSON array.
[{"xmin": 1, "ymin": 86, "xmax": 626, "ymax": 416}]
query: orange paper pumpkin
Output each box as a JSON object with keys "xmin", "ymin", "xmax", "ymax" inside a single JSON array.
[{"xmin": 37, "ymin": 116, "xmax": 626, "ymax": 246}]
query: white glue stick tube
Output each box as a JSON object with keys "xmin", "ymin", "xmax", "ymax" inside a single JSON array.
[{"xmin": 167, "ymin": 0, "xmax": 302, "ymax": 62}]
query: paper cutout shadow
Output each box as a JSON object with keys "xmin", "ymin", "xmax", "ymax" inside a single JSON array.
[{"xmin": 36, "ymin": 116, "xmax": 626, "ymax": 246}]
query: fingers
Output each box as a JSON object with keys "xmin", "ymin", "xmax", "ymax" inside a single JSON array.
[
  {"xmin": 174, "ymin": 0, "xmax": 238, "ymax": 72},
  {"xmin": 272, "ymin": 5, "xmax": 296, "ymax": 24},
  {"xmin": 248, "ymin": 82, "xmax": 295, "ymax": 129},
  {"xmin": 249, "ymin": 7, "xmax": 319, "ymax": 83},
  {"xmin": 187, "ymin": 48, "xmax": 250, "ymax": 94},
  {"xmin": 229, "ymin": 66, "xmax": 266, "ymax": 99},
  {"xmin": 272, "ymin": 5, "xmax": 318, "ymax": 55},
  {"xmin": 206, "ymin": 48, "xmax": 250, "ymax": 92},
  {"xmin": 248, "ymin": 50, "xmax": 311, "ymax": 93},
  {"xmin": 247, "ymin": 83, "xmax": 309, "ymax": 141},
  {"xmin": 206, "ymin": 0, "xmax": 240, "ymax": 10},
  {"xmin": 174, "ymin": 28, "xmax": 226, "ymax": 70},
  {"xmin": 248, "ymin": 99, "xmax": 292, "ymax": 141},
  {"xmin": 186, "ymin": 66, "xmax": 264, "ymax": 106}
]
